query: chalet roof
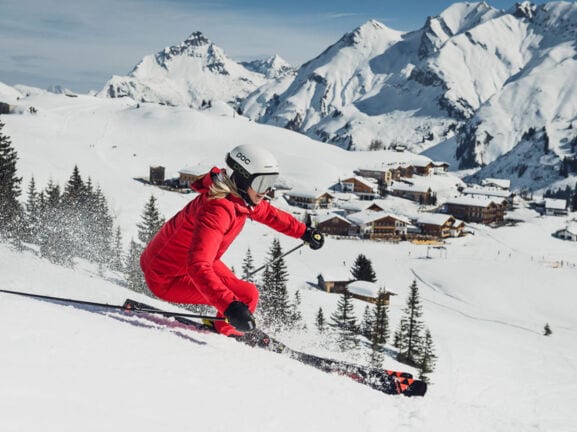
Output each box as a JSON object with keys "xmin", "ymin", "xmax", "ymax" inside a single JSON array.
[
  {"xmin": 416, "ymin": 213, "xmax": 455, "ymax": 226},
  {"xmin": 316, "ymin": 213, "xmax": 353, "ymax": 225},
  {"xmin": 318, "ymin": 269, "xmax": 352, "ymax": 282},
  {"xmin": 481, "ymin": 178, "xmax": 511, "ymax": 190},
  {"xmin": 347, "ymin": 210, "xmax": 410, "ymax": 226},
  {"xmin": 390, "ymin": 182, "xmax": 432, "ymax": 193},
  {"xmin": 556, "ymin": 224, "xmax": 577, "ymax": 235},
  {"xmin": 347, "ymin": 281, "xmax": 385, "ymax": 299},
  {"xmin": 545, "ymin": 198, "xmax": 567, "ymax": 210},
  {"xmin": 338, "ymin": 200, "xmax": 377, "ymax": 213},
  {"xmin": 341, "ymin": 176, "xmax": 379, "ymax": 191},
  {"xmin": 284, "ymin": 189, "xmax": 334, "ymax": 199},
  {"xmin": 463, "ymin": 187, "xmax": 511, "ymax": 199},
  {"xmin": 410, "ymin": 160, "xmax": 434, "ymax": 168},
  {"xmin": 445, "ymin": 196, "xmax": 499, "ymax": 208}
]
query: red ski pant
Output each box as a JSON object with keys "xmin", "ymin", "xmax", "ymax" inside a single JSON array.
[{"xmin": 144, "ymin": 260, "xmax": 259, "ymax": 336}]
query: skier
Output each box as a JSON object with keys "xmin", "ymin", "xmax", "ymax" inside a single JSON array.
[{"xmin": 140, "ymin": 144, "xmax": 324, "ymax": 336}]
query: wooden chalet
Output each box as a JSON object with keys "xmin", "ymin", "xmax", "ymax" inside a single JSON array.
[
  {"xmin": 284, "ymin": 190, "xmax": 335, "ymax": 210},
  {"xmin": 346, "ymin": 281, "xmax": 396, "ymax": 305},
  {"xmin": 317, "ymin": 270, "xmax": 352, "ymax": 294},
  {"xmin": 390, "ymin": 182, "xmax": 435, "ymax": 204},
  {"xmin": 316, "ymin": 213, "xmax": 359, "ymax": 236},
  {"xmin": 462, "ymin": 186, "xmax": 515, "ymax": 209},
  {"xmin": 347, "ymin": 211, "xmax": 410, "ymax": 239},
  {"xmin": 355, "ymin": 168, "xmax": 392, "ymax": 185},
  {"xmin": 481, "ymin": 178, "xmax": 511, "ymax": 190},
  {"xmin": 178, "ymin": 168, "xmax": 201, "ymax": 186},
  {"xmin": 553, "ymin": 224, "xmax": 577, "ymax": 241},
  {"xmin": 412, "ymin": 161, "xmax": 436, "ymax": 176},
  {"xmin": 415, "ymin": 213, "xmax": 464, "ymax": 238},
  {"xmin": 444, "ymin": 196, "xmax": 506, "ymax": 224},
  {"xmin": 338, "ymin": 176, "xmax": 380, "ymax": 200}
]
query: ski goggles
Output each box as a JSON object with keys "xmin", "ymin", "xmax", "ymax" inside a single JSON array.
[{"xmin": 250, "ymin": 173, "xmax": 279, "ymax": 194}]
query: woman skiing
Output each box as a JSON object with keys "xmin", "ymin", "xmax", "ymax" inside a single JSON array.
[{"xmin": 140, "ymin": 144, "xmax": 324, "ymax": 336}]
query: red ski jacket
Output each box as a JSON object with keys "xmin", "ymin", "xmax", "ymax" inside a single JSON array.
[{"xmin": 140, "ymin": 167, "xmax": 306, "ymax": 313}]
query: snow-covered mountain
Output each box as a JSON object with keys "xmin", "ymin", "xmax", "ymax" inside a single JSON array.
[
  {"xmin": 88, "ymin": 2, "xmax": 577, "ymax": 192},
  {"xmin": 242, "ymin": 2, "xmax": 577, "ymax": 190},
  {"xmin": 240, "ymin": 54, "xmax": 295, "ymax": 80},
  {"xmin": 98, "ymin": 32, "xmax": 267, "ymax": 108}
]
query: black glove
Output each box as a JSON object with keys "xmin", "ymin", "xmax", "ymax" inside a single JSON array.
[
  {"xmin": 224, "ymin": 301, "xmax": 256, "ymax": 332},
  {"xmin": 301, "ymin": 226, "xmax": 324, "ymax": 250}
]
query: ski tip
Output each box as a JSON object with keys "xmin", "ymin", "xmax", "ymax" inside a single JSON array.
[{"xmin": 403, "ymin": 380, "xmax": 428, "ymax": 397}]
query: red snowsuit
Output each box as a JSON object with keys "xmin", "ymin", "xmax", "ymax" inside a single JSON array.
[{"xmin": 140, "ymin": 167, "xmax": 306, "ymax": 336}]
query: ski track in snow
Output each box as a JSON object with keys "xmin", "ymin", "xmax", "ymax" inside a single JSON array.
[{"xmin": 410, "ymin": 268, "xmax": 541, "ymax": 335}]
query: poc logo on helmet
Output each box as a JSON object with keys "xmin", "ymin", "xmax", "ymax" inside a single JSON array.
[{"xmin": 236, "ymin": 152, "xmax": 251, "ymax": 165}]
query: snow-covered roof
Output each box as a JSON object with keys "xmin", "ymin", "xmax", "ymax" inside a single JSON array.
[
  {"xmin": 445, "ymin": 196, "xmax": 500, "ymax": 208},
  {"xmin": 463, "ymin": 187, "xmax": 511, "ymax": 199},
  {"xmin": 557, "ymin": 224, "xmax": 577, "ymax": 235},
  {"xmin": 315, "ymin": 213, "xmax": 352, "ymax": 225},
  {"xmin": 347, "ymin": 211, "xmax": 410, "ymax": 226},
  {"xmin": 545, "ymin": 198, "xmax": 567, "ymax": 210},
  {"xmin": 390, "ymin": 182, "xmax": 432, "ymax": 193},
  {"xmin": 347, "ymin": 280, "xmax": 382, "ymax": 298},
  {"xmin": 481, "ymin": 178, "xmax": 511, "ymax": 190},
  {"xmin": 319, "ymin": 269, "xmax": 352, "ymax": 282},
  {"xmin": 284, "ymin": 189, "xmax": 334, "ymax": 199},
  {"xmin": 416, "ymin": 213, "xmax": 455, "ymax": 226},
  {"xmin": 341, "ymin": 176, "xmax": 378, "ymax": 190}
]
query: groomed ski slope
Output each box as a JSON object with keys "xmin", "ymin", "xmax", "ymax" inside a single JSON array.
[{"xmin": 1, "ymin": 89, "xmax": 577, "ymax": 431}]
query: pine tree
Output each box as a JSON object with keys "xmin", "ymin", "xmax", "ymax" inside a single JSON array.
[
  {"xmin": 417, "ymin": 329, "xmax": 437, "ymax": 383},
  {"xmin": 361, "ymin": 305, "xmax": 373, "ymax": 339},
  {"xmin": 330, "ymin": 288, "xmax": 359, "ymax": 351},
  {"xmin": 259, "ymin": 239, "xmax": 293, "ymax": 331},
  {"xmin": 110, "ymin": 226, "xmax": 124, "ymax": 272},
  {"xmin": 290, "ymin": 290, "xmax": 304, "ymax": 327},
  {"xmin": 241, "ymin": 247, "xmax": 256, "ymax": 283},
  {"xmin": 395, "ymin": 280, "xmax": 425, "ymax": 366},
  {"xmin": 350, "ymin": 254, "xmax": 377, "ymax": 282},
  {"xmin": 125, "ymin": 197, "xmax": 165, "ymax": 295},
  {"xmin": 125, "ymin": 239, "xmax": 148, "ymax": 294},
  {"xmin": 368, "ymin": 289, "xmax": 390, "ymax": 368},
  {"xmin": 37, "ymin": 180, "xmax": 74, "ymax": 266},
  {"xmin": 86, "ymin": 185, "xmax": 114, "ymax": 264},
  {"xmin": 137, "ymin": 195, "xmax": 165, "ymax": 246},
  {"xmin": 24, "ymin": 177, "xmax": 41, "ymax": 243},
  {"xmin": 0, "ymin": 119, "xmax": 23, "ymax": 241},
  {"xmin": 315, "ymin": 307, "xmax": 327, "ymax": 333}
]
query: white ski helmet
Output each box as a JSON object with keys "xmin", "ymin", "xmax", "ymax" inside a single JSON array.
[{"xmin": 226, "ymin": 144, "xmax": 279, "ymax": 194}]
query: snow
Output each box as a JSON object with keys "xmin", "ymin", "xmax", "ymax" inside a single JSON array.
[{"xmin": 1, "ymin": 86, "xmax": 577, "ymax": 431}]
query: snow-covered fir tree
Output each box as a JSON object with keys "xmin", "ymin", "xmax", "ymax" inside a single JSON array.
[
  {"xmin": 0, "ymin": 120, "xmax": 23, "ymax": 241},
  {"xmin": 315, "ymin": 307, "xmax": 327, "ymax": 333},
  {"xmin": 417, "ymin": 328, "xmax": 437, "ymax": 383},
  {"xmin": 330, "ymin": 288, "xmax": 359, "ymax": 351},
  {"xmin": 137, "ymin": 195, "xmax": 165, "ymax": 246},
  {"xmin": 368, "ymin": 288, "xmax": 390, "ymax": 368},
  {"xmin": 394, "ymin": 280, "xmax": 425, "ymax": 366},
  {"xmin": 259, "ymin": 238, "xmax": 293, "ymax": 331},
  {"xmin": 241, "ymin": 247, "xmax": 256, "ymax": 283}
]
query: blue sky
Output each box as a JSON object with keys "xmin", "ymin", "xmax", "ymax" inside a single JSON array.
[{"xmin": 0, "ymin": 0, "xmax": 548, "ymax": 93}]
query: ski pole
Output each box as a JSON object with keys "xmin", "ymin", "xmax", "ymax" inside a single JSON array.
[
  {"xmin": 0, "ymin": 289, "xmax": 226, "ymax": 321},
  {"xmin": 247, "ymin": 242, "xmax": 306, "ymax": 278}
]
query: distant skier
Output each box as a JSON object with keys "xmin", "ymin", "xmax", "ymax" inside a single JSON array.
[{"xmin": 140, "ymin": 144, "xmax": 324, "ymax": 336}]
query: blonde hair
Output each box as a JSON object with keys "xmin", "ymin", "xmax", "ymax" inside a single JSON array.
[{"xmin": 192, "ymin": 171, "xmax": 241, "ymax": 200}]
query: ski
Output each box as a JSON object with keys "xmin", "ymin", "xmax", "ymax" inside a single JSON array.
[{"xmin": 122, "ymin": 299, "xmax": 427, "ymax": 397}]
